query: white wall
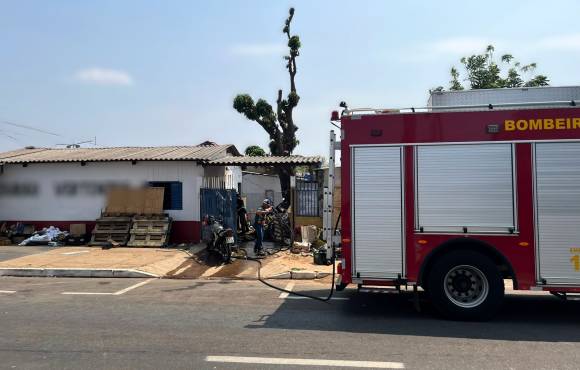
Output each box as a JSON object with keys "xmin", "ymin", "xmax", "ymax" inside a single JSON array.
[
  {"xmin": 241, "ymin": 173, "xmax": 282, "ymax": 218},
  {"xmin": 0, "ymin": 161, "xmax": 203, "ymax": 221},
  {"xmin": 226, "ymin": 166, "xmax": 242, "ymax": 191}
]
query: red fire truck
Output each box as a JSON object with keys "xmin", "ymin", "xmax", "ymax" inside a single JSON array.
[{"xmin": 324, "ymin": 87, "xmax": 580, "ymax": 320}]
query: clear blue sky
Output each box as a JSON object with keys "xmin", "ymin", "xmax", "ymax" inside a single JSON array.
[{"xmin": 1, "ymin": 0, "xmax": 580, "ymax": 155}]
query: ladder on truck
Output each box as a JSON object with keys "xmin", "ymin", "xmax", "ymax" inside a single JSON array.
[{"xmin": 322, "ymin": 130, "xmax": 340, "ymax": 260}]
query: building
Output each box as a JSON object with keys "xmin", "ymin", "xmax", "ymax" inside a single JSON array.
[
  {"xmin": 0, "ymin": 144, "xmax": 322, "ymax": 243},
  {"xmin": 0, "ymin": 143, "xmax": 240, "ymax": 243}
]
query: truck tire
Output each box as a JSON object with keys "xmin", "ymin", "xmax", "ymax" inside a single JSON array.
[{"xmin": 427, "ymin": 250, "xmax": 504, "ymax": 321}]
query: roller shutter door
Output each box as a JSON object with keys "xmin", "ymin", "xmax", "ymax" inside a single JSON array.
[
  {"xmin": 535, "ymin": 142, "xmax": 580, "ymax": 285},
  {"xmin": 416, "ymin": 144, "xmax": 515, "ymax": 233},
  {"xmin": 352, "ymin": 146, "xmax": 403, "ymax": 279}
]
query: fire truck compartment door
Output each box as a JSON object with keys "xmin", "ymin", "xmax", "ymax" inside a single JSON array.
[
  {"xmin": 535, "ymin": 142, "xmax": 580, "ymax": 285},
  {"xmin": 352, "ymin": 146, "xmax": 403, "ymax": 279}
]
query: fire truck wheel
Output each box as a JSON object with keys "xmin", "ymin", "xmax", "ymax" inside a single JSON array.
[{"xmin": 427, "ymin": 250, "xmax": 504, "ymax": 321}]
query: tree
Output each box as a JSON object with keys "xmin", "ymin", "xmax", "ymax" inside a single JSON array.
[
  {"xmin": 233, "ymin": 8, "xmax": 301, "ymax": 201},
  {"xmin": 245, "ymin": 145, "xmax": 266, "ymax": 157},
  {"xmin": 448, "ymin": 45, "xmax": 549, "ymax": 90}
]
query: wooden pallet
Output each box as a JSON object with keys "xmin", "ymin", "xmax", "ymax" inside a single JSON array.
[
  {"xmin": 89, "ymin": 216, "xmax": 132, "ymax": 246},
  {"xmin": 130, "ymin": 219, "xmax": 170, "ymax": 234},
  {"xmin": 125, "ymin": 216, "xmax": 171, "ymax": 247},
  {"xmin": 126, "ymin": 233, "xmax": 168, "ymax": 247},
  {"xmin": 89, "ymin": 232, "xmax": 129, "ymax": 246}
]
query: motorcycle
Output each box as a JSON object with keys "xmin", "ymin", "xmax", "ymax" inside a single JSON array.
[
  {"xmin": 204, "ymin": 215, "xmax": 235, "ymax": 264},
  {"xmin": 264, "ymin": 199, "xmax": 292, "ymax": 246}
]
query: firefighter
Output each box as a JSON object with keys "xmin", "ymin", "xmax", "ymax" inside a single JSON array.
[{"xmin": 254, "ymin": 199, "xmax": 273, "ymax": 255}]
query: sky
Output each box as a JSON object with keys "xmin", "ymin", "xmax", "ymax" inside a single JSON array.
[{"xmin": 1, "ymin": 0, "xmax": 580, "ymax": 156}]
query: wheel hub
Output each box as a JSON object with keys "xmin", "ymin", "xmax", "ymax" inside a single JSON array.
[{"xmin": 444, "ymin": 265, "xmax": 489, "ymax": 308}]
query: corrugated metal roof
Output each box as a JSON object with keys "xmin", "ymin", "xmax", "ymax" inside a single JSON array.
[
  {"xmin": 0, "ymin": 145, "xmax": 239, "ymax": 164},
  {"xmin": 207, "ymin": 155, "xmax": 323, "ymax": 166}
]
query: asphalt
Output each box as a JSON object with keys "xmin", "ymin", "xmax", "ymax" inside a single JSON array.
[{"xmin": 0, "ymin": 277, "xmax": 579, "ymax": 369}]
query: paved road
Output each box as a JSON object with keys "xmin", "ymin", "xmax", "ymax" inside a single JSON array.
[{"xmin": 0, "ymin": 277, "xmax": 579, "ymax": 370}]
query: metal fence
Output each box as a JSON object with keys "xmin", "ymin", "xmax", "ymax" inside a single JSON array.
[
  {"xmin": 200, "ymin": 188, "xmax": 237, "ymax": 242},
  {"xmin": 295, "ymin": 180, "xmax": 320, "ymax": 217}
]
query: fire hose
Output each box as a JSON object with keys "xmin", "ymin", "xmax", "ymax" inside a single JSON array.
[{"xmin": 246, "ymin": 212, "xmax": 341, "ymax": 303}]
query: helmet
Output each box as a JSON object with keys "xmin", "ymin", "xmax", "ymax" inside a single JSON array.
[{"xmin": 262, "ymin": 199, "xmax": 272, "ymax": 206}]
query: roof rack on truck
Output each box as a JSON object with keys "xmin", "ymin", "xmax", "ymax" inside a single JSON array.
[{"xmin": 343, "ymin": 100, "xmax": 578, "ymax": 116}]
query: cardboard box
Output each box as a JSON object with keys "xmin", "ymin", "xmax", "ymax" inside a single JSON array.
[{"xmin": 69, "ymin": 223, "xmax": 86, "ymax": 236}]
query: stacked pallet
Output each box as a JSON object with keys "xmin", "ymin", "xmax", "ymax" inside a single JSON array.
[
  {"xmin": 89, "ymin": 216, "xmax": 132, "ymax": 246},
  {"xmin": 127, "ymin": 215, "xmax": 171, "ymax": 247}
]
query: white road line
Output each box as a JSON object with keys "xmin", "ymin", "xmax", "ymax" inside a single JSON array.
[
  {"xmin": 112, "ymin": 278, "xmax": 155, "ymax": 295},
  {"xmin": 61, "ymin": 250, "xmax": 90, "ymax": 255},
  {"xmin": 205, "ymin": 356, "xmax": 405, "ymax": 369},
  {"xmin": 61, "ymin": 278, "xmax": 156, "ymax": 296},
  {"xmin": 278, "ymin": 281, "xmax": 295, "ymax": 299},
  {"xmin": 0, "ymin": 290, "xmax": 16, "ymax": 294}
]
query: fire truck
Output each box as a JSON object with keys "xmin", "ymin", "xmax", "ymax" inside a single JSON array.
[{"xmin": 323, "ymin": 86, "xmax": 580, "ymax": 320}]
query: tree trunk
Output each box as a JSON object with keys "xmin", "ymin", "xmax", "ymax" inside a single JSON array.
[{"xmin": 277, "ymin": 166, "xmax": 293, "ymax": 208}]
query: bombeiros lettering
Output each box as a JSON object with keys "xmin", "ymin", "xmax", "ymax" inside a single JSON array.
[{"xmin": 505, "ymin": 118, "xmax": 580, "ymax": 131}]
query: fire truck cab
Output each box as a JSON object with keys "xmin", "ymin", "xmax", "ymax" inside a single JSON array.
[{"xmin": 326, "ymin": 86, "xmax": 580, "ymax": 320}]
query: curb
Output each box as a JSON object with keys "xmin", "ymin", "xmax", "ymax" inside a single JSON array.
[
  {"xmin": 264, "ymin": 270, "xmax": 331, "ymax": 280},
  {"xmin": 0, "ymin": 268, "xmax": 159, "ymax": 278}
]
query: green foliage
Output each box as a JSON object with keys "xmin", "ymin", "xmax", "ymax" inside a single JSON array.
[
  {"xmin": 449, "ymin": 67, "xmax": 464, "ymax": 91},
  {"xmin": 288, "ymin": 91, "xmax": 300, "ymax": 107},
  {"xmin": 288, "ymin": 36, "xmax": 301, "ymax": 53},
  {"xmin": 232, "ymin": 8, "xmax": 302, "ymax": 197},
  {"xmin": 245, "ymin": 145, "xmax": 266, "ymax": 156},
  {"xmin": 447, "ymin": 45, "xmax": 550, "ymax": 90}
]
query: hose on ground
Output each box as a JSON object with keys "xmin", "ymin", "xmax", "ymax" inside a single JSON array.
[{"xmin": 245, "ymin": 212, "xmax": 341, "ymax": 303}]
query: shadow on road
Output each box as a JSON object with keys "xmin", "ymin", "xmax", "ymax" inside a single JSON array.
[{"xmin": 247, "ymin": 288, "xmax": 580, "ymax": 342}]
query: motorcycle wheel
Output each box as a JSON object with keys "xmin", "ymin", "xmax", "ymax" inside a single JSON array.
[{"xmin": 222, "ymin": 243, "xmax": 232, "ymax": 264}]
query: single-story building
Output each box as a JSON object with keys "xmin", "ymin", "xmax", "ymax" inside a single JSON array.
[
  {"xmin": 0, "ymin": 143, "xmax": 241, "ymax": 243},
  {"xmin": 0, "ymin": 143, "xmax": 322, "ymax": 243}
]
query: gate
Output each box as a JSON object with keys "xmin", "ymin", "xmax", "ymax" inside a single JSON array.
[
  {"xmin": 296, "ymin": 179, "xmax": 321, "ymax": 217},
  {"xmin": 200, "ymin": 187, "xmax": 237, "ymax": 242}
]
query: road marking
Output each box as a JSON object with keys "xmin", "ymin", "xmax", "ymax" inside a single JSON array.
[
  {"xmin": 61, "ymin": 278, "xmax": 156, "ymax": 296},
  {"xmin": 0, "ymin": 290, "xmax": 16, "ymax": 294},
  {"xmin": 205, "ymin": 356, "xmax": 405, "ymax": 368},
  {"xmin": 61, "ymin": 250, "xmax": 90, "ymax": 255},
  {"xmin": 112, "ymin": 278, "xmax": 155, "ymax": 295},
  {"xmin": 278, "ymin": 281, "xmax": 294, "ymax": 299},
  {"xmin": 61, "ymin": 292, "xmax": 114, "ymax": 295}
]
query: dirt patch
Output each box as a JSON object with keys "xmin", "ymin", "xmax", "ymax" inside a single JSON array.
[{"xmin": 165, "ymin": 249, "xmax": 211, "ymax": 279}]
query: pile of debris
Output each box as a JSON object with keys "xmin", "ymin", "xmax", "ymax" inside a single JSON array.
[
  {"xmin": 291, "ymin": 225, "xmax": 332, "ymax": 265},
  {"xmin": 0, "ymin": 222, "xmax": 89, "ymax": 247},
  {"xmin": 0, "ymin": 222, "xmax": 35, "ymax": 245},
  {"xmin": 18, "ymin": 226, "xmax": 67, "ymax": 246}
]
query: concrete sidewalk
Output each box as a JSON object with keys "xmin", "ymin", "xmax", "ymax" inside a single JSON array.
[
  {"xmin": 0, "ymin": 246, "xmax": 199, "ymax": 278},
  {"xmin": 167, "ymin": 242, "xmax": 333, "ymax": 280},
  {"xmin": 0, "ymin": 243, "xmax": 332, "ymax": 280}
]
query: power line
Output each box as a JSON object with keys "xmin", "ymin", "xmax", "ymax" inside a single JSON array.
[{"xmin": 0, "ymin": 120, "xmax": 62, "ymax": 137}]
